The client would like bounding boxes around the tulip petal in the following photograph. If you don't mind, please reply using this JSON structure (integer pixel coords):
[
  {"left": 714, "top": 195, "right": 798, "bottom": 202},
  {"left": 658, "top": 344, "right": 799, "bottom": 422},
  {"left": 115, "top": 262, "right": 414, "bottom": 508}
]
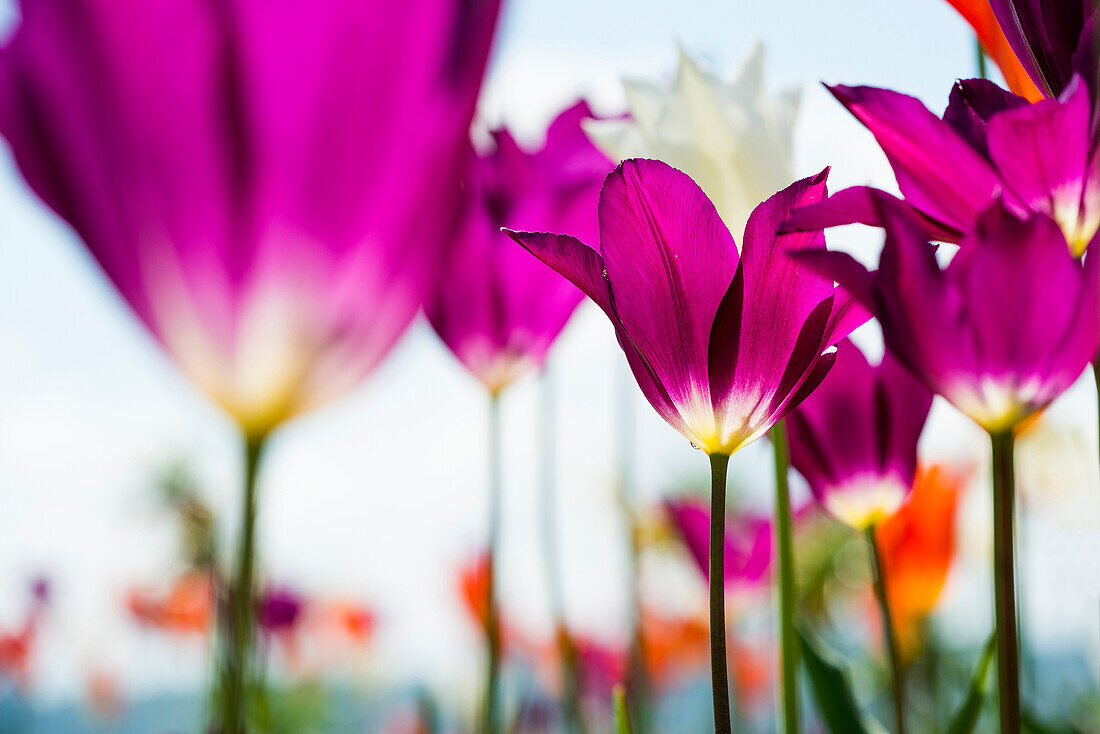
[
  {"left": 828, "top": 84, "right": 1005, "bottom": 232},
  {"left": 990, "top": 0, "right": 1087, "bottom": 96},
  {"left": 943, "top": 78, "right": 1030, "bottom": 158},
  {"left": 598, "top": 158, "right": 738, "bottom": 424},
  {"left": 986, "top": 76, "right": 1100, "bottom": 254}
]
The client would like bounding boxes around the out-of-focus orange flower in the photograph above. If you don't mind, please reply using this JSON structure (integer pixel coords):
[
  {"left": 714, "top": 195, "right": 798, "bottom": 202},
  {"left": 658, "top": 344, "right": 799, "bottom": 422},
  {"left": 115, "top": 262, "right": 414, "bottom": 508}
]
[
  {"left": 641, "top": 610, "right": 708, "bottom": 685},
  {"left": 458, "top": 551, "right": 492, "bottom": 631},
  {"left": 875, "top": 464, "right": 964, "bottom": 655},
  {"left": 0, "top": 629, "right": 32, "bottom": 686},
  {"left": 943, "top": 0, "right": 1043, "bottom": 101},
  {"left": 730, "top": 638, "right": 773, "bottom": 714},
  {"left": 126, "top": 571, "right": 213, "bottom": 634}
]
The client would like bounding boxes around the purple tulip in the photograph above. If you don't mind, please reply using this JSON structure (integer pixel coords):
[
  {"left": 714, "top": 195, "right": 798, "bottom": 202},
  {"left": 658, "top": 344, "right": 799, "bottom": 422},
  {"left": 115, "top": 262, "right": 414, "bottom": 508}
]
[
  {"left": 783, "top": 76, "right": 1100, "bottom": 256},
  {"left": 426, "top": 102, "right": 612, "bottom": 393},
  {"left": 796, "top": 195, "right": 1099, "bottom": 434},
  {"left": 0, "top": 0, "right": 501, "bottom": 437},
  {"left": 989, "top": 0, "right": 1096, "bottom": 98},
  {"left": 506, "top": 159, "right": 864, "bottom": 456},
  {"left": 786, "top": 340, "right": 932, "bottom": 530},
  {"left": 255, "top": 587, "right": 303, "bottom": 633},
  {"left": 664, "top": 498, "right": 772, "bottom": 587}
]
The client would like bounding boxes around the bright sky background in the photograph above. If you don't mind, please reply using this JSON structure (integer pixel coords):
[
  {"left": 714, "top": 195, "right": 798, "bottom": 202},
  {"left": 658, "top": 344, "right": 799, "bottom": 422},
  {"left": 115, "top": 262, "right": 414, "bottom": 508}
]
[{"left": 0, "top": 0, "right": 1097, "bottom": 707}]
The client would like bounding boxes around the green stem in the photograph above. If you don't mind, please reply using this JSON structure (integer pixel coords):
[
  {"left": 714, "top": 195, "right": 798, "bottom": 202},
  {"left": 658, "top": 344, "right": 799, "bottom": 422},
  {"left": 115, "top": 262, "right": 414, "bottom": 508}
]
[
  {"left": 865, "top": 526, "right": 907, "bottom": 734},
  {"left": 538, "top": 368, "right": 587, "bottom": 734},
  {"left": 218, "top": 433, "right": 265, "bottom": 734},
  {"left": 1093, "top": 359, "right": 1100, "bottom": 474},
  {"left": 618, "top": 367, "right": 649, "bottom": 734},
  {"left": 708, "top": 451, "right": 733, "bottom": 734},
  {"left": 481, "top": 392, "right": 504, "bottom": 734},
  {"left": 975, "top": 37, "right": 988, "bottom": 79},
  {"left": 772, "top": 420, "right": 800, "bottom": 734},
  {"left": 990, "top": 429, "right": 1020, "bottom": 734}
]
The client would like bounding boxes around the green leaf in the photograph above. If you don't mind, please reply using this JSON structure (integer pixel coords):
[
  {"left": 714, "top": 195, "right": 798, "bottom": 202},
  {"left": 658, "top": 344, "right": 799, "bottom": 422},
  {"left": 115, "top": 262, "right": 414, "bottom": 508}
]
[
  {"left": 798, "top": 626, "right": 885, "bottom": 734},
  {"left": 613, "top": 684, "right": 633, "bottom": 734},
  {"left": 946, "top": 633, "right": 997, "bottom": 734}
]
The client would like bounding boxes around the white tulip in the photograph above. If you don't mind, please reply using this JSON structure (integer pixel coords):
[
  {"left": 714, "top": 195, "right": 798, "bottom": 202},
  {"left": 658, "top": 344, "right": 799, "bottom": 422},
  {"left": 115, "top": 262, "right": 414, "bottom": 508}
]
[{"left": 584, "top": 43, "right": 800, "bottom": 238}]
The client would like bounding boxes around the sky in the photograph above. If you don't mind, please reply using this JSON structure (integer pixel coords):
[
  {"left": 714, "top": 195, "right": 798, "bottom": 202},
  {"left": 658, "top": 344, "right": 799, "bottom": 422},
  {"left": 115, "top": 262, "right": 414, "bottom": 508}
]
[{"left": 0, "top": 0, "right": 1097, "bottom": 705}]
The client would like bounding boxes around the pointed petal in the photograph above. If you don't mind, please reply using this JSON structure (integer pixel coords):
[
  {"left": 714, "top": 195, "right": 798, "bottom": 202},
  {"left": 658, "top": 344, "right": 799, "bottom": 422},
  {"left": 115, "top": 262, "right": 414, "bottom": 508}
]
[
  {"left": 780, "top": 185, "right": 963, "bottom": 242},
  {"left": 828, "top": 84, "right": 1005, "bottom": 231},
  {"left": 598, "top": 158, "right": 738, "bottom": 425}
]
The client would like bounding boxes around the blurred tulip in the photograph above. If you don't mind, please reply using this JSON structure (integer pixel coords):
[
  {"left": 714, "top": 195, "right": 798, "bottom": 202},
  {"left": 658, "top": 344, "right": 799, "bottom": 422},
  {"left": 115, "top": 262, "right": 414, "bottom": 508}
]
[
  {"left": 126, "top": 571, "right": 214, "bottom": 634},
  {"left": 507, "top": 160, "right": 862, "bottom": 457},
  {"left": 256, "top": 587, "right": 304, "bottom": 634},
  {"left": 787, "top": 340, "right": 933, "bottom": 530},
  {"left": 943, "top": 0, "right": 1044, "bottom": 100},
  {"left": 664, "top": 498, "right": 772, "bottom": 586},
  {"left": 584, "top": 44, "right": 800, "bottom": 238},
  {"left": 875, "top": 465, "right": 964, "bottom": 657},
  {"left": 426, "top": 101, "right": 610, "bottom": 394},
  {"left": 0, "top": 0, "right": 501, "bottom": 438},
  {"left": 784, "top": 76, "right": 1100, "bottom": 255}
]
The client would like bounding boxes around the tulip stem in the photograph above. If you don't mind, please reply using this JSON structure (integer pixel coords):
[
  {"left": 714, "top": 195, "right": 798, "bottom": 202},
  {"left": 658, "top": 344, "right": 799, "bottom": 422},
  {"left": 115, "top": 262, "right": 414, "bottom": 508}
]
[
  {"left": 1092, "top": 359, "right": 1100, "bottom": 473},
  {"left": 481, "top": 391, "right": 504, "bottom": 734},
  {"left": 538, "top": 368, "right": 588, "bottom": 734},
  {"left": 772, "top": 420, "right": 800, "bottom": 734},
  {"left": 708, "top": 451, "right": 733, "bottom": 734},
  {"left": 217, "top": 433, "right": 265, "bottom": 734},
  {"left": 865, "top": 525, "right": 907, "bottom": 734},
  {"left": 975, "top": 37, "right": 987, "bottom": 79},
  {"left": 990, "top": 429, "right": 1020, "bottom": 734}
]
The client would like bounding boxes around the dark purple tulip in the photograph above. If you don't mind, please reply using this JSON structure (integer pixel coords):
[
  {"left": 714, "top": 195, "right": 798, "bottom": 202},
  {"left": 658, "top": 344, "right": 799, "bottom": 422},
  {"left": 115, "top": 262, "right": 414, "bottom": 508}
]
[
  {"left": 0, "top": 0, "right": 500, "bottom": 437},
  {"left": 255, "top": 587, "right": 303, "bottom": 633},
  {"left": 989, "top": 0, "right": 1096, "bottom": 98},
  {"left": 664, "top": 498, "right": 772, "bottom": 587},
  {"left": 506, "top": 160, "right": 865, "bottom": 456},
  {"left": 425, "top": 102, "right": 612, "bottom": 393},
  {"left": 783, "top": 77, "right": 1100, "bottom": 256},
  {"left": 796, "top": 196, "right": 1099, "bottom": 434},
  {"left": 786, "top": 340, "right": 932, "bottom": 530}
]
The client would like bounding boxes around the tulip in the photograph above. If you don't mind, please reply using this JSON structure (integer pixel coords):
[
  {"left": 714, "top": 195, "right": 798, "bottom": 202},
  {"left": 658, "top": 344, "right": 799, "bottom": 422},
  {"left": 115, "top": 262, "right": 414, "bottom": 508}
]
[
  {"left": 664, "top": 498, "right": 772, "bottom": 587},
  {"left": 988, "top": 0, "right": 1096, "bottom": 98},
  {"left": 507, "top": 159, "right": 861, "bottom": 734},
  {"left": 785, "top": 339, "right": 932, "bottom": 734},
  {"left": 795, "top": 195, "right": 1099, "bottom": 734},
  {"left": 583, "top": 44, "right": 800, "bottom": 240},
  {"left": 0, "top": 1, "right": 501, "bottom": 730},
  {"left": 585, "top": 48, "right": 810, "bottom": 732},
  {"left": 943, "top": 0, "right": 1044, "bottom": 100},
  {"left": 787, "top": 341, "right": 932, "bottom": 531},
  {"left": 784, "top": 76, "right": 1100, "bottom": 256},
  {"left": 428, "top": 102, "right": 609, "bottom": 734}
]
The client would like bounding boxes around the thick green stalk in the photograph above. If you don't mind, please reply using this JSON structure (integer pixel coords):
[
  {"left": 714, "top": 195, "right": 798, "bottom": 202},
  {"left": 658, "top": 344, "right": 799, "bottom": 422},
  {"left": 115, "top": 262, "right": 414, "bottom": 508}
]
[
  {"left": 990, "top": 429, "right": 1020, "bottom": 734},
  {"left": 865, "top": 526, "right": 907, "bottom": 734},
  {"left": 218, "top": 433, "right": 265, "bottom": 734},
  {"left": 772, "top": 420, "right": 799, "bottom": 734},
  {"left": 708, "top": 451, "right": 733, "bottom": 734},
  {"left": 1093, "top": 360, "right": 1100, "bottom": 473},
  {"left": 538, "top": 368, "right": 587, "bottom": 734},
  {"left": 481, "top": 392, "right": 504, "bottom": 734},
  {"left": 975, "top": 37, "right": 988, "bottom": 79}
]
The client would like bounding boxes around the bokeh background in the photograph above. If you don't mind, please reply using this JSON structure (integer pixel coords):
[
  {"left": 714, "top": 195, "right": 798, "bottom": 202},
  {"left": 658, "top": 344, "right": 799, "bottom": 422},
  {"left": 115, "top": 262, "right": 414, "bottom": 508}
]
[{"left": 0, "top": 0, "right": 1097, "bottom": 725}]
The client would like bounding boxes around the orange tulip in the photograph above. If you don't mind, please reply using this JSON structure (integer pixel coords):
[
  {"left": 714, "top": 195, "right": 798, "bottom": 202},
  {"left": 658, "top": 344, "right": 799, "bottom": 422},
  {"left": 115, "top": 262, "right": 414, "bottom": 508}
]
[
  {"left": 126, "top": 571, "right": 213, "bottom": 634},
  {"left": 875, "top": 465, "right": 964, "bottom": 655},
  {"left": 943, "top": 0, "right": 1043, "bottom": 101}
]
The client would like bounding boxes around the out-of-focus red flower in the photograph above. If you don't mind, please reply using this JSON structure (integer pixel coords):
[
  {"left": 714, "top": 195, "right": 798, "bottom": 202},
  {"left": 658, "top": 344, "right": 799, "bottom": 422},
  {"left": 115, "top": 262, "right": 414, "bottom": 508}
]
[
  {"left": 875, "top": 464, "right": 964, "bottom": 655},
  {"left": 0, "top": 629, "right": 32, "bottom": 686},
  {"left": 126, "top": 571, "right": 213, "bottom": 634},
  {"left": 942, "top": 0, "right": 1043, "bottom": 101},
  {"left": 458, "top": 551, "right": 492, "bottom": 631},
  {"left": 320, "top": 600, "right": 376, "bottom": 644}
]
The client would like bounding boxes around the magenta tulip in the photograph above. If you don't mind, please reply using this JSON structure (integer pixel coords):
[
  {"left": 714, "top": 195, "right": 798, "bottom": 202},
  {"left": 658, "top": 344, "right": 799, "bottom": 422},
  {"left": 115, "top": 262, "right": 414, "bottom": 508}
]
[
  {"left": 665, "top": 498, "right": 772, "bottom": 587},
  {"left": 506, "top": 159, "right": 863, "bottom": 457},
  {"left": 0, "top": 0, "right": 501, "bottom": 439},
  {"left": 787, "top": 340, "right": 932, "bottom": 530},
  {"left": 426, "top": 101, "right": 611, "bottom": 394}
]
